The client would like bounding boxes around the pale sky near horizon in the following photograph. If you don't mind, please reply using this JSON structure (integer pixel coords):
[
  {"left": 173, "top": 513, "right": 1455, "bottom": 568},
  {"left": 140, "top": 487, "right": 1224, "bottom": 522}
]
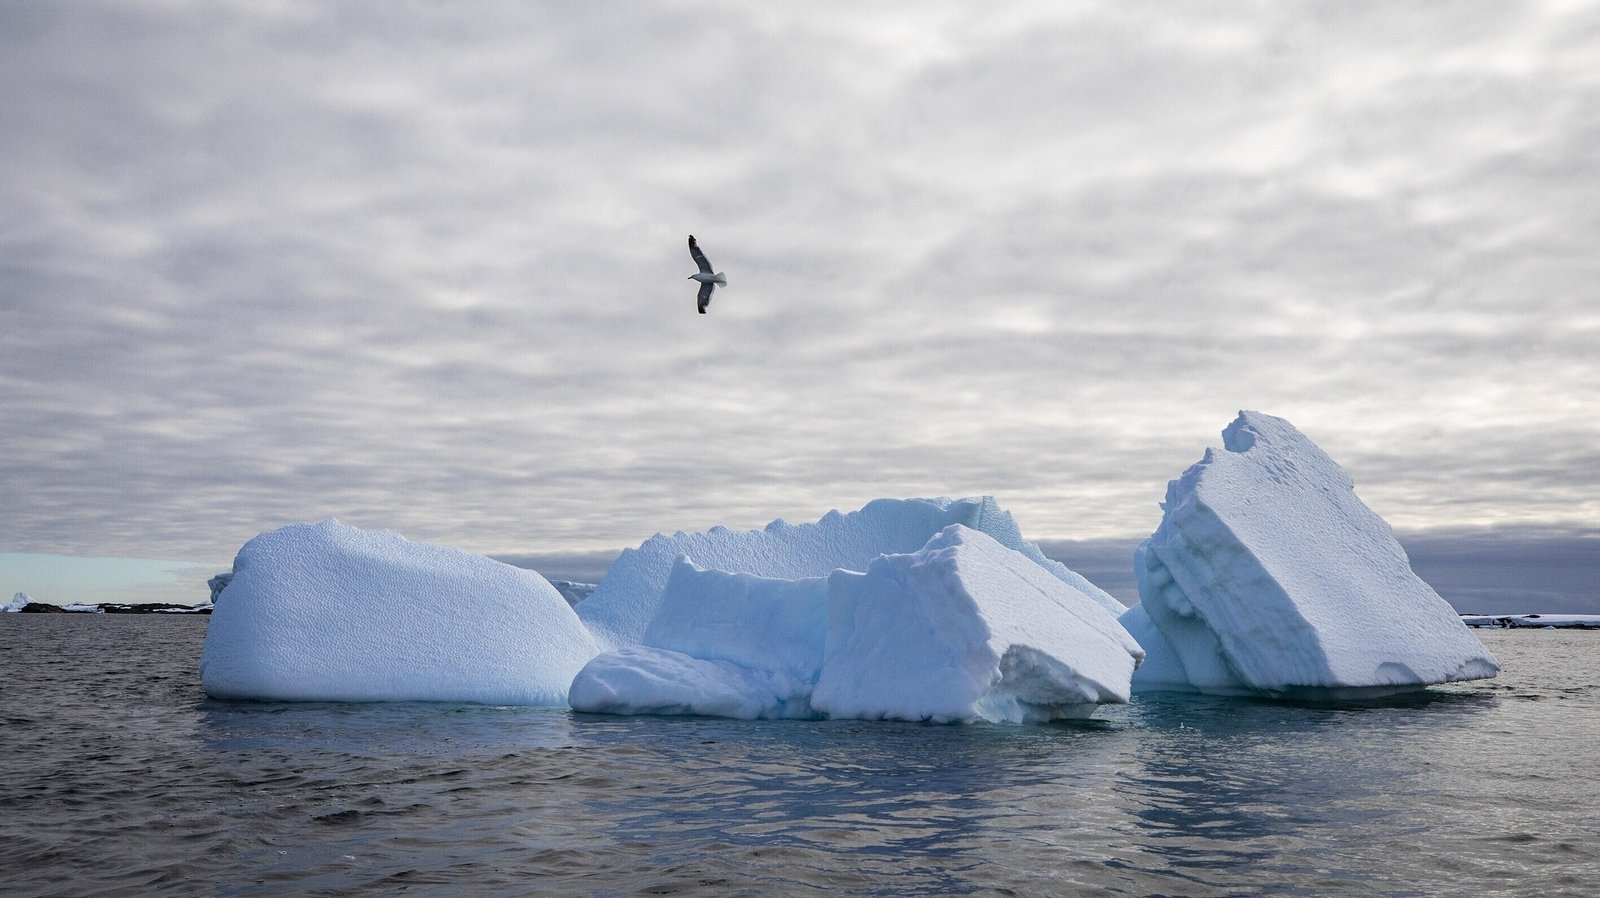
[{"left": 2, "top": 3, "right": 1597, "bottom": 607}]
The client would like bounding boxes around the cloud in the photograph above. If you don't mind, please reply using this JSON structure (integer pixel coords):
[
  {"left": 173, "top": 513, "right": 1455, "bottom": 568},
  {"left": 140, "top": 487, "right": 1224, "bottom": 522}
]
[{"left": 1, "top": 1, "right": 1596, "bottom": 598}]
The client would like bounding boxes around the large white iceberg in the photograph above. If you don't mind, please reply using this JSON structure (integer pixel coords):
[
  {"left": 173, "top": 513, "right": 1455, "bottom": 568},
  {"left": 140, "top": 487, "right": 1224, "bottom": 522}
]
[
  {"left": 571, "top": 525, "right": 1143, "bottom": 723},
  {"left": 575, "top": 496, "right": 1125, "bottom": 650},
  {"left": 4, "top": 592, "right": 30, "bottom": 612},
  {"left": 200, "top": 520, "right": 600, "bottom": 705},
  {"left": 1126, "top": 411, "right": 1499, "bottom": 697}
]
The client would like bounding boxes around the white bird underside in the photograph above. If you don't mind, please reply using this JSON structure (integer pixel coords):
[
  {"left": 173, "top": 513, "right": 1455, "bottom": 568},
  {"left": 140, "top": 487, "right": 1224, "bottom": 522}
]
[{"left": 688, "top": 235, "right": 725, "bottom": 314}]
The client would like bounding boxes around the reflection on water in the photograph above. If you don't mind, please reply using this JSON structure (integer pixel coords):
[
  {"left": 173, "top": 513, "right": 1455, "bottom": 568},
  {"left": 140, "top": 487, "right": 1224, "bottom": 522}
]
[{"left": 2, "top": 617, "right": 1596, "bottom": 897}]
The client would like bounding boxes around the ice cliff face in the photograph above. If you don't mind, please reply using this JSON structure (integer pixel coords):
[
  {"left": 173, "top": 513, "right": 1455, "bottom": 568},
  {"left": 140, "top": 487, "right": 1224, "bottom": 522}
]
[{"left": 1125, "top": 411, "right": 1499, "bottom": 697}]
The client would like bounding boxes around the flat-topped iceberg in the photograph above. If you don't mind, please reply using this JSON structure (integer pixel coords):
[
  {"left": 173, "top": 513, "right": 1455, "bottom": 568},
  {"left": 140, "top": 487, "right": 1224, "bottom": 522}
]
[
  {"left": 576, "top": 496, "right": 1125, "bottom": 650},
  {"left": 1126, "top": 411, "right": 1499, "bottom": 698},
  {"left": 572, "top": 525, "right": 1143, "bottom": 723},
  {"left": 200, "top": 520, "right": 600, "bottom": 705}
]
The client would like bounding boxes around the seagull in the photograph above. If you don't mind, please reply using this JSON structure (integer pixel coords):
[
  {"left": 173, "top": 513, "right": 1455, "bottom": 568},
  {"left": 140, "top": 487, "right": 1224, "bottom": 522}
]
[{"left": 687, "top": 235, "right": 726, "bottom": 314}]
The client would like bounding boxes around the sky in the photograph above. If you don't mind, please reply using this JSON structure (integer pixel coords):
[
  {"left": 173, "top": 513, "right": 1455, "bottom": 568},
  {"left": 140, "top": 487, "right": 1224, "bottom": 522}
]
[{"left": 2, "top": 1, "right": 1596, "bottom": 610}]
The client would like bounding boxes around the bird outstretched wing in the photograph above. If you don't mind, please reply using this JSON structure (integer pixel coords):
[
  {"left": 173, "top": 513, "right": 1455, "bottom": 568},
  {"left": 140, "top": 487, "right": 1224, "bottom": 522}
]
[
  {"left": 697, "top": 280, "right": 714, "bottom": 314},
  {"left": 688, "top": 235, "right": 713, "bottom": 274}
]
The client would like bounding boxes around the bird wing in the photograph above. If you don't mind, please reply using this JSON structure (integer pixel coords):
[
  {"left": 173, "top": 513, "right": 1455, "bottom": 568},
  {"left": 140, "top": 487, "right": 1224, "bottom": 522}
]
[
  {"left": 688, "top": 235, "right": 713, "bottom": 274},
  {"left": 697, "top": 279, "right": 714, "bottom": 313}
]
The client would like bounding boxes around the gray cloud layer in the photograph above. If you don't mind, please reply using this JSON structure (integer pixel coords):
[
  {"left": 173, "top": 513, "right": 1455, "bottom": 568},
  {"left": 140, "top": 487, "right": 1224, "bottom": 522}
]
[{"left": 3, "top": 3, "right": 1597, "bottom": 591}]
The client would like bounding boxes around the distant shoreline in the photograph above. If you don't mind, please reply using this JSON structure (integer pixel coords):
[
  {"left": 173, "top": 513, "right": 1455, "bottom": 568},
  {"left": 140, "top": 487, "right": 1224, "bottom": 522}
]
[
  {"left": 5, "top": 603, "right": 1596, "bottom": 630},
  {"left": 1459, "top": 613, "right": 1599, "bottom": 629},
  {"left": 4, "top": 601, "right": 212, "bottom": 615}
]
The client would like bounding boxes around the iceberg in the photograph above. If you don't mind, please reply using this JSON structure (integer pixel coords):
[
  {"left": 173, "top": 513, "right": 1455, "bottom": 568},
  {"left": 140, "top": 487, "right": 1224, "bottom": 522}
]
[
  {"left": 5, "top": 592, "right": 30, "bottom": 612},
  {"left": 547, "top": 579, "right": 598, "bottom": 607},
  {"left": 1126, "top": 411, "right": 1499, "bottom": 698},
  {"left": 572, "top": 525, "right": 1142, "bottom": 723},
  {"left": 576, "top": 496, "right": 1125, "bottom": 650},
  {"left": 200, "top": 520, "right": 600, "bottom": 705}
]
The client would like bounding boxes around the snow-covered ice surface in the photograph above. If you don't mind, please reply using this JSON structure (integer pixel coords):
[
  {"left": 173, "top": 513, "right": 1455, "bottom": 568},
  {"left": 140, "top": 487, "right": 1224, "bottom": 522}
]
[
  {"left": 1128, "top": 411, "right": 1499, "bottom": 698},
  {"left": 200, "top": 520, "right": 600, "bottom": 705},
  {"left": 575, "top": 496, "right": 1124, "bottom": 650},
  {"left": 572, "top": 525, "right": 1142, "bottom": 723},
  {"left": 4, "top": 592, "right": 29, "bottom": 612}
]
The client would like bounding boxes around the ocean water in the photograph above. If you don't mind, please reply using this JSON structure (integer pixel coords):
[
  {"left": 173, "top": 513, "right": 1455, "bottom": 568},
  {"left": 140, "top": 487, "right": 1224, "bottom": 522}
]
[{"left": 1, "top": 617, "right": 1596, "bottom": 897}]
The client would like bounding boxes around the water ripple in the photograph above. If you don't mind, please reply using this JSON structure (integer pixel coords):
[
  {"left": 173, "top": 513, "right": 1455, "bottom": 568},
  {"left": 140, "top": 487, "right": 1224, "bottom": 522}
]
[{"left": 2, "top": 618, "right": 1596, "bottom": 896}]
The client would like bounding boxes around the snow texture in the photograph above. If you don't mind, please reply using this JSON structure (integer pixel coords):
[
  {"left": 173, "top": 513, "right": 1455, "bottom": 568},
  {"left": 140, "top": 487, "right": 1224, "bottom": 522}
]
[
  {"left": 576, "top": 496, "right": 1124, "bottom": 650},
  {"left": 200, "top": 520, "right": 600, "bottom": 705},
  {"left": 572, "top": 525, "right": 1141, "bottom": 723},
  {"left": 1128, "top": 411, "right": 1499, "bottom": 697}
]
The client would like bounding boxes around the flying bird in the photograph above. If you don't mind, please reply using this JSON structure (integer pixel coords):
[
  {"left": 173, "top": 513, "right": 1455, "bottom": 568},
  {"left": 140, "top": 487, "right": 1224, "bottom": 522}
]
[{"left": 687, "top": 235, "right": 726, "bottom": 314}]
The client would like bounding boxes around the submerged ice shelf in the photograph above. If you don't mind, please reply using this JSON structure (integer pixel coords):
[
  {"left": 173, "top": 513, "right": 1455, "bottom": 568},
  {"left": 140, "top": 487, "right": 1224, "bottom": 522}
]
[{"left": 199, "top": 411, "right": 1499, "bottom": 719}]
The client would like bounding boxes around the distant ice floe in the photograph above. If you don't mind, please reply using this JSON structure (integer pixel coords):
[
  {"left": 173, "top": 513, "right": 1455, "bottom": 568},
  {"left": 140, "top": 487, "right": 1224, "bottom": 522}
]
[
  {"left": 1462, "top": 613, "right": 1600, "bottom": 629},
  {"left": 571, "top": 525, "right": 1142, "bottom": 723},
  {"left": 1123, "top": 411, "right": 1499, "bottom": 698},
  {"left": 548, "top": 579, "right": 597, "bottom": 608},
  {"left": 207, "top": 571, "right": 232, "bottom": 604},
  {"left": 200, "top": 520, "right": 599, "bottom": 706}
]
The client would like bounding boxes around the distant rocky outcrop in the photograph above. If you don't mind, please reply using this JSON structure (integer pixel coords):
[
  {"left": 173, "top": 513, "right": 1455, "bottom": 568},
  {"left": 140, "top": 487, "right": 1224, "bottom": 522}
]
[
  {"left": 99, "top": 602, "right": 213, "bottom": 614},
  {"left": 1461, "top": 614, "right": 1599, "bottom": 630},
  {"left": 2, "top": 591, "right": 211, "bottom": 614}
]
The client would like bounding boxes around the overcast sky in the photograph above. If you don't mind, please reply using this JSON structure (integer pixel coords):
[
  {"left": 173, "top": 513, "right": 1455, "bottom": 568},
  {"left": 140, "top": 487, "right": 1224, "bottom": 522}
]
[{"left": 2, "top": 2, "right": 1596, "bottom": 608}]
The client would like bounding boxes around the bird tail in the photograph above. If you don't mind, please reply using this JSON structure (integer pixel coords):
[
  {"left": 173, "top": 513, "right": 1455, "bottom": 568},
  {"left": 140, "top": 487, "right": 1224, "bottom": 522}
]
[{"left": 714, "top": 273, "right": 727, "bottom": 286}]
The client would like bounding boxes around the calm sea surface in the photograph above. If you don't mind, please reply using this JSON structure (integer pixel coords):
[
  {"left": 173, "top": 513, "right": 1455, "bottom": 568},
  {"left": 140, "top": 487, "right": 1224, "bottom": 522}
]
[{"left": 1, "top": 616, "right": 1596, "bottom": 897}]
